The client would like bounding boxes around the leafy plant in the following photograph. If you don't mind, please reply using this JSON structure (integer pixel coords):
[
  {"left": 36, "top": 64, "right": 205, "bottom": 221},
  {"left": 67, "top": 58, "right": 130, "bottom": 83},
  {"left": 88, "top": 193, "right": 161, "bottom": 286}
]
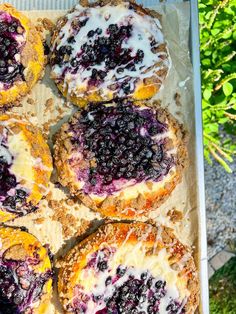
[
  {"left": 199, "top": 0, "right": 236, "bottom": 172},
  {"left": 209, "top": 256, "right": 236, "bottom": 313}
]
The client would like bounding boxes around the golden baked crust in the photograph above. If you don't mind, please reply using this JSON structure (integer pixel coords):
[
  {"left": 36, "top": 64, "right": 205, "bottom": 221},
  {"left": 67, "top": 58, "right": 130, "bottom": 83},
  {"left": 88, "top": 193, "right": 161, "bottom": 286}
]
[
  {"left": 0, "top": 4, "right": 44, "bottom": 107},
  {"left": 58, "top": 222, "right": 199, "bottom": 314},
  {"left": 50, "top": 0, "right": 170, "bottom": 107},
  {"left": 54, "top": 100, "right": 188, "bottom": 219},
  {"left": 0, "top": 226, "right": 52, "bottom": 314},
  {"left": 0, "top": 115, "right": 52, "bottom": 222}
]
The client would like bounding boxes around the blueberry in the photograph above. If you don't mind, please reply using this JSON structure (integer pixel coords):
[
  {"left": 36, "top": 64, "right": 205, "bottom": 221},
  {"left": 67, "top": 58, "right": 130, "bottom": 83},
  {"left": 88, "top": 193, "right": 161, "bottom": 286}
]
[
  {"left": 126, "top": 63, "right": 136, "bottom": 71},
  {"left": 3, "top": 38, "right": 11, "bottom": 46},
  {"left": 81, "top": 43, "right": 88, "bottom": 51},
  {"left": 0, "top": 23, "right": 7, "bottom": 33},
  {"left": 97, "top": 261, "right": 108, "bottom": 271},
  {"left": 108, "top": 24, "right": 118, "bottom": 34},
  {"left": 79, "top": 19, "right": 88, "bottom": 27},
  {"left": 70, "top": 58, "right": 79, "bottom": 67},
  {"left": 155, "top": 280, "right": 163, "bottom": 289},
  {"left": 149, "top": 125, "right": 159, "bottom": 136},
  {"left": 136, "top": 49, "right": 144, "bottom": 61},
  {"left": 119, "top": 25, "right": 129, "bottom": 36},
  {"left": 108, "top": 61, "right": 117, "bottom": 69},
  {"left": 87, "top": 30, "right": 95, "bottom": 38},
  {"left": 0, "top": 45, "right": 6, "bottom": 53},
  {"left": 96, "top": 28, "right": 102, "bottom": 35},
  {"left": 122, "top": 83, "right": 131, "bottom": 94},
  {"left": 103, "top": 175, "right": 113, "bottom": 184},
  {"left": 153, "top": 146, "right": 163, "bottom": 162},
  {"left": 43, "top": 42, "right": 50, "bottom": 55},
  {"left": 91, "top": 68, "right": 98, "bottom": 77},
  {"left": 147, "top": 278, "right": 153, "bottom": 288},
  {"left": 13, "top": 291, "right": 24, "bottom": 305},
  {"left": 90, "top": 177, "right": 97, "bottom": 186},
  {"left": 3, "top": 195, "right": 14, "bottom": 209},
  {"left": 118, "top": 136, "right": 126, "bottom": 143},
  {"left": 5, "top": 175, "right": 17, "bottom": 189},
  {"left": 8, "top": 26, "right": 16, "bottom": 33},
  {"left": 82, "top": 54, "right": 90, "bottom": 62},
  {"left": 105, "top": 276, "right": 112, "bottom": 286},
  {"left": 117, "top": 67, "right": 124, "bottom": 74},
  {"left": 98, "top": 70, "right": 106, "bottom": 79},
  {"left": 16, "top": 189, "right": 27, "bottom": 199},
  {"left": 116, "top": 119, "right": 126, "bottom": 128},
  {"left": 116, "top": 266, "right": 126, "bottom": 276},
  {"left": 68, "top": 36, "right": 76, "bottom": 43},
  {"left": 127, "top": 121, "right": 135, "bottom": 130},
  {"left": 98, "top": 37, "right": 106, "bottom": 45},
  {"left": 58, "top": 46, "right": 67, "bottom": 55},
  {"left": 0, "top": 60, "right": 6, "bottom": 67},
  {"left": 147, "top": 305, "right": 154, "bottom": 314}
]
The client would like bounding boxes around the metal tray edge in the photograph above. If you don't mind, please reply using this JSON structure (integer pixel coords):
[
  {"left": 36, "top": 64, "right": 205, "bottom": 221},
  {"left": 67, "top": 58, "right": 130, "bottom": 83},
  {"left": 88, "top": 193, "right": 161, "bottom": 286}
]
[{"left": 190, "top": 1, "right": 209, "bottom": 313}]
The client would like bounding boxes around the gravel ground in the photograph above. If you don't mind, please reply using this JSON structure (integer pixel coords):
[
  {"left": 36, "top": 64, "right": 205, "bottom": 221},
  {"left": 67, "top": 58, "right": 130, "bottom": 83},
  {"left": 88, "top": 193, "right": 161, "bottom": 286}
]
[{"left": 205, "top": 161, "right": 236, "bottom": 259}]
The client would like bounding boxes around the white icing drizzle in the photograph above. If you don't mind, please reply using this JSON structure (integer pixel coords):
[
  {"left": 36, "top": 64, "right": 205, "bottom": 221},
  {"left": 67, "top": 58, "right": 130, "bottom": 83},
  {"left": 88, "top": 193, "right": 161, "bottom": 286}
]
[{"left": 52, "top": 2, "right": 170, "bottom": 98}]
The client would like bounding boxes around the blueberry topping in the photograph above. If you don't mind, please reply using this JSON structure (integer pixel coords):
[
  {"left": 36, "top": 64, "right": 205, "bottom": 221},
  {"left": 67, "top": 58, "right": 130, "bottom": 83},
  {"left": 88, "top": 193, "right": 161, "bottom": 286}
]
[
  {"left": 0, "top": 259, "right": 52, "bottom": 313},
  {"left": 0, "top": 154, "right": 34, "bottom": 216},
  {"left": 100, "top": 270, "right": 170, "bottom": 314},
  {"left": 0, "top": 11, "right": 26, "bottom": 87},
  {"left": 0, "top": 160, "right": 17, "bottom": 194},
  {"left": 52, "top": 21, "right": 145, "bottom": 94},
  {"left": 69, "top": 101, "right": 173, "bottom": 195}
]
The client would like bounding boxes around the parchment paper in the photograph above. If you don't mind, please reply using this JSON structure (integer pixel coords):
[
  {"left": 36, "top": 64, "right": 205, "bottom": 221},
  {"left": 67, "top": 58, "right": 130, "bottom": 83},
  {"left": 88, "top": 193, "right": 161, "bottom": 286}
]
[{"left": 4, "top": 3, "right": 199, "bottom": 313}]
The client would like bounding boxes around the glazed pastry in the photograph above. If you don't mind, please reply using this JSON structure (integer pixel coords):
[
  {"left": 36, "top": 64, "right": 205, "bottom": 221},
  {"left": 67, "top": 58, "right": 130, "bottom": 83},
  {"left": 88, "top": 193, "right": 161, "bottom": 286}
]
[
  {"left": 0, "top": 115, "right": 52, "bottom": 222},
  {"left": 54, "top": 100, "right": 187, "bottom": 219},
  {"left": 0, "top": 226, "right": 53, "bottom": 314},
  {"left": 58, "top": 222, "right": 199, "bottom": 314},
  {"left": 0, "top": 4, "right": 44, "bottom": 107},
  {"left": 50, "top": 0, "right": 170, "bottom": 107}
]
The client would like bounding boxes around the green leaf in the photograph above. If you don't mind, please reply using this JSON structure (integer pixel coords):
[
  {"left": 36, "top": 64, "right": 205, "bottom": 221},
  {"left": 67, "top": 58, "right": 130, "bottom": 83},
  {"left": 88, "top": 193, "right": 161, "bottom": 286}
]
[
  {"left": 204, "top": 50, "right": 212, "bottom": 56},
  {"left": 202, "top": 58, "right": 211, "bottom": 66},
  {"left": 203, "top": 88, "right": 212, "bottom": 100},
  {"left": 208, "top": 123, "right": 219, "bottom": 133},
  {"left": 222, "top": 63, "right": 232, "bottom": 72},
  {"left": 218, "top": 117, "right": 229, "bottom": 124},
  {"left": 211, "top": 28, "right": 220, "bottom": 36},
  {"left": 202, "top": 99, "right": 210, "bottom": 109},
  {"left": 222, "top": 30, "right": 232, "bottom": 39},
  {"left": 233, "top": 30, "right": 236, "bottom": 40},
  {"left": 223, "top": 82, "right": 234, "bottom": 96}
]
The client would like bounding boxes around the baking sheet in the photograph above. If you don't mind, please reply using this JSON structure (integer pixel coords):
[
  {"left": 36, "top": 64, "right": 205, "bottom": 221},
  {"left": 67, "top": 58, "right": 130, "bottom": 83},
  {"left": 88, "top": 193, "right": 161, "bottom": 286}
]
[{"left": 0, "top": 1, "right": 206, "bottom": 313}]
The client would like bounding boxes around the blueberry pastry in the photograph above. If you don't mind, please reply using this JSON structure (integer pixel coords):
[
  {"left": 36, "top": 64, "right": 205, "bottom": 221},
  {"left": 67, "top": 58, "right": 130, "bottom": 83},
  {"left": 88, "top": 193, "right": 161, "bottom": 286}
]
[
  {"left": 50, "top": 0, "right": 170, "bottom": 107},
  {"left": 0, "top": 115, "right": 53, "bottom": 222},
  {"left": 0, "top": 4, "right": 44, "bottom": 107},
  {"left": 54, "top": 100, "right": 187, "bottom": 219},
  {"left": 0, "top": 226, "right": 53, "bottom": 314},
  {"left": 58, "top": 222, "right": 199, "bottom": 314}
]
